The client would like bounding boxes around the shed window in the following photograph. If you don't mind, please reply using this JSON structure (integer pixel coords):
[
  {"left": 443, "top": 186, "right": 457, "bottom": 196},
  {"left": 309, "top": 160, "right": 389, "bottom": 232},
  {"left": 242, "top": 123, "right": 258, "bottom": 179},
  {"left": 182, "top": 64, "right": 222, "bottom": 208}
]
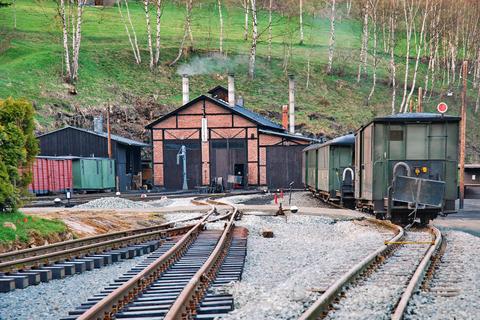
[{"left": 389, "top": 130, "right": 403, "bottom": 141}]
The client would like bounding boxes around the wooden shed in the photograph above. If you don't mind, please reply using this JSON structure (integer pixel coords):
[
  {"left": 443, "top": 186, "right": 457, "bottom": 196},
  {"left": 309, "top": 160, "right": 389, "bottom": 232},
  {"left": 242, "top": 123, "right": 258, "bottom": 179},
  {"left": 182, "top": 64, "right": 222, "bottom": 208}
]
[
  {"left": 146, "top": 85, "right": 318, "bottom": 191},
  {"left": 37, "top": 126, "right": 148, "bottom": 192},
  {"left": 465, "top": 164, "right": 480, "bottom": 199}
]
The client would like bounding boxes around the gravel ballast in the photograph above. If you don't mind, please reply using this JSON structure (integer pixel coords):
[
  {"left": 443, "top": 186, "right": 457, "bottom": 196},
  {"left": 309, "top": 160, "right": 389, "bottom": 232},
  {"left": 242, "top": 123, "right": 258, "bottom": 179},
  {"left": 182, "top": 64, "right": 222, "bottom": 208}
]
[
  {"left": 406, "top": 231, "right": 480, "bottom": 319},
  {"left": 75, "top": 197, "right": 154, "bottom": 209},
  {"left": 0, "top": 256, "right": 143, "bottom": 320},
  {"left": 221, "top": 214, "right": 391, "bottom": 319}
]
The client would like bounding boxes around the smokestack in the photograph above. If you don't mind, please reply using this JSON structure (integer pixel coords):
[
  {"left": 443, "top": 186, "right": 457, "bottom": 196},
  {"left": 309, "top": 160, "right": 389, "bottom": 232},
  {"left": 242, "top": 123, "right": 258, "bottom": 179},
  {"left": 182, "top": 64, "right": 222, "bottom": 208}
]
[
  {"left": 288, "top": 75, "right": 295, "bottom": 134},
  {"left": 282, "top": 105, "right": 288, "bottom": 130},
  {"left": 228, "top": 74, "right": 235, "bottom": 107},
  {"left": 182, "top": 74, "right": 189, "bottom": 105},
  {"left": 93, "top": 116, "right": 104, "bottom": 133}
]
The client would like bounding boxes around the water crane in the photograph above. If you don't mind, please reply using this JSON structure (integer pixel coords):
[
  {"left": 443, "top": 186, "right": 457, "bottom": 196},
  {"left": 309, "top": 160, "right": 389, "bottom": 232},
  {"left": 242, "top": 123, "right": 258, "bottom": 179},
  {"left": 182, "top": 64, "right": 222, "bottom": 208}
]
[{"left": 176, "top": 145, "right": 188, "bottom": 190}]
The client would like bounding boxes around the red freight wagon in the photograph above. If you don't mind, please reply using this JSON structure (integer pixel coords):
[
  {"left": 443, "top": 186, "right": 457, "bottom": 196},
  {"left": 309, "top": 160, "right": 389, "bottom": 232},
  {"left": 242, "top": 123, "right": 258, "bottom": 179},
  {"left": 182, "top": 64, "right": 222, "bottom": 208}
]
[{"left": 29, "top": 157, "right": 73, "bottom": 195}]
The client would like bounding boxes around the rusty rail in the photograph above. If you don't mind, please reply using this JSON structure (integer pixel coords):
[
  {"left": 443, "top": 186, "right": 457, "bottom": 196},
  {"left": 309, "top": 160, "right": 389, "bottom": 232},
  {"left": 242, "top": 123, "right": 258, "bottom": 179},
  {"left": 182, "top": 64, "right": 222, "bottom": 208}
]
[
  {"left": 299, "top": 220, "right": 404, "bottom": 320},
  {"left": 391, "top": 226, "right": 442, "bottom": 320},
  {"left": 0, "top": 224, "right": 195, "bottom": 273},
  {"left": 76, "top": 209, "right": 217, "bottom": 320},
  {"left": 164, "top": 208, "right": 238, "bottom": 319}
]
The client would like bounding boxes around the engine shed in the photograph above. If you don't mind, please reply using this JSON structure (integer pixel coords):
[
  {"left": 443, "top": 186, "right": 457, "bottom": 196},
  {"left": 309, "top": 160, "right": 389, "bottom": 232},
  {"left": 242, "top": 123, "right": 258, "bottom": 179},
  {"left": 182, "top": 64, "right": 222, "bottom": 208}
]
[{"left": 146, "top": 84, "right": 318, "bottom": 191}]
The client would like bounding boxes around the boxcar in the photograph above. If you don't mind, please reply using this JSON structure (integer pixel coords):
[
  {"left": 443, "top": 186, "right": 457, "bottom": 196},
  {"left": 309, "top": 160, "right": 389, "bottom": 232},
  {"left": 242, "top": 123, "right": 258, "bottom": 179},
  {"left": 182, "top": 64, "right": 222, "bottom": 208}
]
[
  {"left": 355, "top": 113, "right": 460, "bottom": 224},
  {"left": 303, "top": 134, "right": 355, "bottom": 206},
  {"left": 29, "top": 157, "right": 73, "bottom": 195},
  {"left": 72, "top": 158, "right": 116, "bottom": 191}
]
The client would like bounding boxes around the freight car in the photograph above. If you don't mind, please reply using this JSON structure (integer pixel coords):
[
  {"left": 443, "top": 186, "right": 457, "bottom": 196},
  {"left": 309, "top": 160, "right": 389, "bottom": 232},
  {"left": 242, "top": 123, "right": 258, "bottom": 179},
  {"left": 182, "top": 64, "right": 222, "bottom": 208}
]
[
  {"left": 29, "top": 157, "right": 116, "bottom": 195},
  {"left": 303, "top": 113, "right": 461, "bottom": 225},
  {"left": 303, "top": 134, "right": 355, "bottom": 207}
]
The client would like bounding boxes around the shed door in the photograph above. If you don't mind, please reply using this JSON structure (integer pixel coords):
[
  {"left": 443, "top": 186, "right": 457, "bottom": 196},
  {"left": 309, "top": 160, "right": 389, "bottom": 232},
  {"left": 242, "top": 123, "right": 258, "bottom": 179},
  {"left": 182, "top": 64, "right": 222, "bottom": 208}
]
[
  {"left": 164, "top": 140, "right": 202, "bottom": 190},
  {"left": 210, "top": 139, "right": 247, "bottom": 189},
  {"left": 266, "top": 145, "right": 305, "bottom": 189}
]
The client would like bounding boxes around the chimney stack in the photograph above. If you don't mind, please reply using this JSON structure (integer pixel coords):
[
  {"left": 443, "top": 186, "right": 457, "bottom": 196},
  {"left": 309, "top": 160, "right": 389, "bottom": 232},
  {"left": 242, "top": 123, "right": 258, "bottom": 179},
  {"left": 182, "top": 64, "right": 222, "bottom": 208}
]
[
  {"left": 282, "top": 105, "right": 288, "bottom": 130},
  {"left": 182, "top": 74, "right": 189, "bottom": 105},
  {"left": 288, "top": 75, "right": 295, "bottom": 134},
  {"left": 93, "top": 116, "right": 104, "bottom": 133},
  {"left": 228, "top": 74, "right": 235, "bottom": 107}
]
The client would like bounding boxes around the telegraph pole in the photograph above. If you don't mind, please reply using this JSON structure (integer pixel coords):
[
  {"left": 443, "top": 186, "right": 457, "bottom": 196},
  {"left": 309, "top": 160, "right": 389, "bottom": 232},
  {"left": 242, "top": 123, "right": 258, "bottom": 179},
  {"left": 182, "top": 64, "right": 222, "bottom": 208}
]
[
  {"left": 107, "top": 105, "right": 112, "bottom": 159},
  {"left": 459, "top": 61, "right": 467, "bottom": 209}
]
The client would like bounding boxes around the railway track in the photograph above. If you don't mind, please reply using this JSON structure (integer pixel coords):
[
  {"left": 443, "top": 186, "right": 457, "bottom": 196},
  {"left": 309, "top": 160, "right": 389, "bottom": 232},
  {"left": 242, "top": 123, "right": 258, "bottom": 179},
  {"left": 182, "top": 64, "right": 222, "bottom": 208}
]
[
  {"left": 0, "top": 206, "right": 217, "bottom": 292},
  {"left": 299, "top": 223, "right": 442, "bottom": 320},
  {"left": 61, "top": 202, "right": 246, "bottom": 320}
]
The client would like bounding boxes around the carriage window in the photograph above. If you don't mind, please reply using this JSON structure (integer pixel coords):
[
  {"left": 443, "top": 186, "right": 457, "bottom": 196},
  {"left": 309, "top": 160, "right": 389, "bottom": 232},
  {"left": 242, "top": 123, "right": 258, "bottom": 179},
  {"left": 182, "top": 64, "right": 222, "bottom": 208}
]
[{"left": 389, "top": 130, "right": 403, "bottom": 141}]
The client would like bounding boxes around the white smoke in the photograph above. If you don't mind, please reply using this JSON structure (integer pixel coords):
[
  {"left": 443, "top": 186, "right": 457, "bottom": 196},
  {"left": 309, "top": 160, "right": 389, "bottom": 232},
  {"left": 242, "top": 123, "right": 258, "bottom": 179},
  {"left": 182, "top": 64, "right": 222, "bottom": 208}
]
[{"left": 176, "top": 53, "right": 248, "bottom": 76}]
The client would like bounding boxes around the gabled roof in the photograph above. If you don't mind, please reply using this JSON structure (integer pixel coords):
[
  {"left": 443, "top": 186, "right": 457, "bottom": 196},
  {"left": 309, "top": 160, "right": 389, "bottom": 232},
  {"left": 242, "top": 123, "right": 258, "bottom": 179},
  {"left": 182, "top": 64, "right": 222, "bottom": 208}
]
[
  {"left": 207, "top": 85, "right": 228, "bottom": 95},
  {"left": 37, "top": 126, "right": 148, "bottom": 147},
  {"left": 146, "top": 95, "right": 284, "bottom": 131},
  {"left": 373, "top": 112, "right": 460, "bottom": 123}
]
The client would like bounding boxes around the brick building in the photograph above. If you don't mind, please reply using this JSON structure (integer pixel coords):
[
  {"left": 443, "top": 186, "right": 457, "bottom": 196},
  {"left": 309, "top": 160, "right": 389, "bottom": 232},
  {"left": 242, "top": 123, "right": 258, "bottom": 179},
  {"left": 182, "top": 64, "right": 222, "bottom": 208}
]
[{"left": 146, "top": 77, "right": 318, "bottom": 190}]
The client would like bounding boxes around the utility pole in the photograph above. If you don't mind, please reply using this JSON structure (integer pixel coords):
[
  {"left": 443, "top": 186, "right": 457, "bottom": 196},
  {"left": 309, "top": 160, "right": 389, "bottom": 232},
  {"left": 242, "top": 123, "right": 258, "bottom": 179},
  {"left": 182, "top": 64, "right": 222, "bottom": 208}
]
[
  {"left": 418, "top": 87, "right": 422, "bottom": 112},
  {"left": 107, "top": 105, "right": 112, "bottom": 159},
  {"left": 459, "top": 61, "right": 467, "bottom": 209}
]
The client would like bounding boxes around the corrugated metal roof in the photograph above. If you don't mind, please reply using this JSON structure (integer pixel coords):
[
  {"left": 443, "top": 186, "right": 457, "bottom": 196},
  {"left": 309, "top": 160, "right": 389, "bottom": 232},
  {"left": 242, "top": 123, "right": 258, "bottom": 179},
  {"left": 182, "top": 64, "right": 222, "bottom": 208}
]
[
  {"left": 302, "top": 134, "right": 354, "bottom": 151},
  {"left": 37, "top": 126, "right": 149, "bottom": 147},
  {"left": 258, "top": 129, "right": 321, "bottom": 142}
]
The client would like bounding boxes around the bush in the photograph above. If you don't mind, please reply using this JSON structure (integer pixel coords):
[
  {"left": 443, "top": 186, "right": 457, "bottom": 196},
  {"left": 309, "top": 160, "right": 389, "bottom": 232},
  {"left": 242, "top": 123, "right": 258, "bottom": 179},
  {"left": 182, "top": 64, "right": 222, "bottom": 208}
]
[{"left": 0, "top": 98, "right": 38, "bottom": 211}]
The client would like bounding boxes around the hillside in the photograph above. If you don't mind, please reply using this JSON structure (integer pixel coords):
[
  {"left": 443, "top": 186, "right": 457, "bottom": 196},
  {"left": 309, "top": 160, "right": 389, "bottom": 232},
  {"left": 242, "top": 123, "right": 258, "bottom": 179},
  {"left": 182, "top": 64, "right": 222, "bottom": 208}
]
[{"left": 0, "top": 0, "right": 478, "bottom": 160}]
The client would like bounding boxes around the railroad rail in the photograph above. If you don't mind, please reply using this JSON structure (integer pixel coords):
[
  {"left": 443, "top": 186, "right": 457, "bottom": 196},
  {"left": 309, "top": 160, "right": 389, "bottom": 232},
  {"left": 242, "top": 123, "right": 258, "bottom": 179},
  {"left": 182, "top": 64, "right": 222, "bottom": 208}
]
[
  {"left": 65, "top": 201, "right": 244, "bottom": 320},
  {"left": 299, "top": 222, "right": 442, "bottom": 320}
]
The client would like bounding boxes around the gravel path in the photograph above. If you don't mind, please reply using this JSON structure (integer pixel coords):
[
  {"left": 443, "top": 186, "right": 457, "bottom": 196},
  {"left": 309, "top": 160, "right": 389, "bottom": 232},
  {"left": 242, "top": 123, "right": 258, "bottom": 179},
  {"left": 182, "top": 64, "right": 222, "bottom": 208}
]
[
  {"left": 406, "top": 231, "right": 480, "bottom": 319},
  {"left": 324, "top": 230, "right": 433, "bottom": 320},
  {"left": 221, "top": 191, "right": 331, "bottom": 208},
  {"left": 0, "top": 256, "right": 143, "bottom": 320},
  {"left": 220, "top": 214, "right": 391, "bottom": 320}
]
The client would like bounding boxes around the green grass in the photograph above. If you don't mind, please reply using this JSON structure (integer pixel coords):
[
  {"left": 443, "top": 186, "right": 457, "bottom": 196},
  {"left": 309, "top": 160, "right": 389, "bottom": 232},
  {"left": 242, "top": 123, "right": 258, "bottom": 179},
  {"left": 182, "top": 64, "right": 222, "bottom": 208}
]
[
  {"left": 0, "top": 0, "right": 478, "bottom": 160},
  {"left": 0, "top": 211, "right": 67, "bottom": 244}
]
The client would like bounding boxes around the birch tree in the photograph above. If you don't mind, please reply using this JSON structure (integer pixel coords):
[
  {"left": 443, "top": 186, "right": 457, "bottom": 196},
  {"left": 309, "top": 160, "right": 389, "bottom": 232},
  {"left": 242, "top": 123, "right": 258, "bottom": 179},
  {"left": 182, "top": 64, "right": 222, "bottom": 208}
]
[
  {"left": 243, "top": 0, "right": 249, "bottom": 41},
  {"left": 154, "top": 0, "right": 163, "bottom": 66},
  {"left": 248, "top": 0, "right": 258, "bottom": 79},
  {"left": 389, "top": 0, "right": 397, "bottom": 114},
  {"left": 326, "top": 0, "right": 336, "bottom": 74},
  {"left": 218, "top": 0, "right": 224, "bottom": 53},
  {"left": 268, "top": 0, "right": 272, "bottom": 61},
  {"left": 144, "top": 0, "right": 154, "bottom": 70},
  {"left": 357, "top": 0, "right": 369, "bottom": 82},
  {"left": 57, "top": 0, "right": 86, "bottom": 85},
  {"left": 404, "top": 0, "right": 430, "bottom": 112},
  {"left": 367, "top": 0, "right": 379, "bottom": 105},
  {"left": 169, "top": 0, "right": 194, "bottom": 66},
  {"left": 117, "top": 0, "right": 141, "bottom": 64},
  {"left": 299, "top": 0, "right": 304, "bottom": 44},
  {"left": 13, "top": 0, "right": 16, "bottom": 30}
]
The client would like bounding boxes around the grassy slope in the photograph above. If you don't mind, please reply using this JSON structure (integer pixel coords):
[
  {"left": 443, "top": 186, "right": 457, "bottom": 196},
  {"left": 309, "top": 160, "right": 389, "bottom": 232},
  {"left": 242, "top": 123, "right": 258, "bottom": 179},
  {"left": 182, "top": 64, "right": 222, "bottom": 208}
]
[
  {"left": 0, "top": 211, "right": 67, "bottom": 243},
  {"left": 0, "top": 1, "right": 478, "bottom": 158}
]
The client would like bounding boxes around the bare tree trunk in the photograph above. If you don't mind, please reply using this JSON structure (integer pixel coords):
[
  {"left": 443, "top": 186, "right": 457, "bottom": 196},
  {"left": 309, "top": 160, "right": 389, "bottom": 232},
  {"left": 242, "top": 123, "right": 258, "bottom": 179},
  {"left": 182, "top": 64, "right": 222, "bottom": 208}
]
[
  {"left": 186, "top": 0, "right": 194, "bottom": 45},
  {"left": 71, "top": 0, "right": 85, "bottom": 82},
  {"left": 405, "top": 0, "right": 429, "bottom": 111},
  {"left": 155, "top": 0, "right": 162, "bottom": 65},
  {"left": 476, "top": 83, "right": 480, "bottom": 113},
  {"left": 299, "top": 0, "right": 304, "bottom": 44},
  {"left": 357, "top": 1, "right": 369, "bottom": 82},
  {"left": 117, "top": 0, "right": 141, "bottom": 64},
  {"left": 248, "top": 0, "right": 258, "bottom": 79},
  {"left": 144, "top": 0, "right": 154, "bottom": 70},
  {"left": 268, "top": 0, "right": 272, "bottom": 61},
  {"left": 169, "top": 0, "right": 193, "bottom": 66},
  {"left": 367, "top": 0, "right": 378, "bottom": 105},
  {"left": 399, "top": 0, "right": 415, "bottom": 112},
  {"left": 346, "top": 0, "right": 352, "bottom": 17},
  {"left": 126, "top": 0, "right": 141, "bottom": 63},
  {"left": 13, "top": 0, "right": 16, "bottom": 30},
  {"left": 389, "top": 0, "right": 396, "bottom": 114},
  {"left": 59, "top": 0, "right": 72, "bottom": 82},
  {"left": 243, "top": 0, "right": 249, "bottom": 41},
  {"left": 327, "top": 0, "right": 336, "bottom": 74},
  {"left": 218, "top": 0, "right": 223, "bottom": 53}
]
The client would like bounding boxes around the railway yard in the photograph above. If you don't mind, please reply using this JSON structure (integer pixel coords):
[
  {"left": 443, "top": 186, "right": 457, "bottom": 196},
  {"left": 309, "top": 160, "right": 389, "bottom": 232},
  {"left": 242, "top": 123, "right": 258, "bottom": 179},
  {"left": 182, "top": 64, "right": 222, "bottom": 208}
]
[{"left": 0, "top": 192, "right": 478, "bottom": 320}]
